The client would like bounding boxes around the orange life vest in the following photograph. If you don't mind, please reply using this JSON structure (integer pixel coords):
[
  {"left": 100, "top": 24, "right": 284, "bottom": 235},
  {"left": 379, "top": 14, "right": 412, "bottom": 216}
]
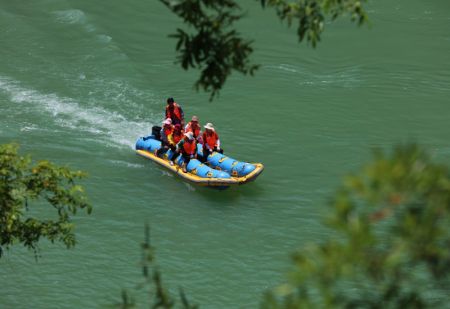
[
  {"left": 163, "top": 125, "right": 173, "bottom": 137},
  {"left": 186, "top": 121, "right": 201, "bottom": 138},
  {"left": 203, "top": 131, "right": 219, "bottom": 149},
  {"left": 172, "top": 131, "right": 183, "bottom": 144},
  {"left": 182, "top": 139, "right": 196, "bottom": 155},
  {"left": 165, "top": 103, "right": 182, "bottom": 123}
]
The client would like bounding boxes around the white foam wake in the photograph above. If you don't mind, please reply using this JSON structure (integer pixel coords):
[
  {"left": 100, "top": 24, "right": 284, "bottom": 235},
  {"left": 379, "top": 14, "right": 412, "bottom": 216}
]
[
  {"left": 53, "top": 9, "right": 87, "bottom": 25},
  {"left": 0, "top": 76, "right": 153, "bottom": 149},
  {"left": 52, "top": 9, "right": 111, "bottom": 42}
]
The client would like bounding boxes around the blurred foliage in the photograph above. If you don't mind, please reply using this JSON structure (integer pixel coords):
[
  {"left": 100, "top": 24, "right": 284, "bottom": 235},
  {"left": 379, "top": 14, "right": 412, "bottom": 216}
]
[
  {"left": 262, "top": 0, "right": 367, "bottom": 46},
  {"left": 0, "top": 143, "right": 92, "bottom": 258},
  {"left": 114, "top": 224, "right": 198, "bottom": 309},
  {"left": 160, "top": 0, "right": 368, "bottom": 100},
  {"left": 262, "top": 144, "right": 450, "bottom": 308},
  {"left": 114, "top": 144, "right": 449, "bottom": 308}
]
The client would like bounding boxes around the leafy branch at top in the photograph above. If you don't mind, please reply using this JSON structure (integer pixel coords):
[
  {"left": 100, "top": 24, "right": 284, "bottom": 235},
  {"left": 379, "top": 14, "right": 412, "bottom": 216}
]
[
  {"left": 262, "top": 0, "right": 367, "bottom": 47},
  {"left": 161, "top": 0, "right": 368, "bottom": 100},
  {"left": 160, "top": 0, "right": 259, "bottom": 101}
]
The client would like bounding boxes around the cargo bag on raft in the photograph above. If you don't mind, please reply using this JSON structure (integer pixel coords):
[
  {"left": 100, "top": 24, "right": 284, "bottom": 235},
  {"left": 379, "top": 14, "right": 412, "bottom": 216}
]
[{"left": 152, "top": 126, "right": 162, "bottom": 141}]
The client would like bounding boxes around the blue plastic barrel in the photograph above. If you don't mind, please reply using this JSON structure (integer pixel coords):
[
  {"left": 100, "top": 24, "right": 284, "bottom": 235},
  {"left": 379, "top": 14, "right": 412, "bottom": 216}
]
[
  {"left": 206, "top": 152, "right": 256, "bottom": 177},
  {"left": 185, "top": 159, "right": 231, "bottom": 179},
  {"left": 135, "top": 136, "right": 161, "bottom": 152}
]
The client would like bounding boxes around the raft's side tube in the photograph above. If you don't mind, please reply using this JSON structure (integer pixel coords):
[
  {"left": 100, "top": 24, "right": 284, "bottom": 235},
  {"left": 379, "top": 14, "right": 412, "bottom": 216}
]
[
  {"left": 136, "top": 136, "right": 161, "bottom": 152},
  {"left": 184, "top": 159, "right": 231, "bottom": 179},
  {"left": 206, "top": 152, "right": 256, "bottom": 177},
  {"left": 166, "top": 147, "right": 231, "bottom": 179}
]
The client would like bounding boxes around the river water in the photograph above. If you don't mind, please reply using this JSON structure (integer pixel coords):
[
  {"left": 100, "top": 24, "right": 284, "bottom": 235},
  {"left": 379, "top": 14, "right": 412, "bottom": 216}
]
[{"left": 1, "top": 0, "right": 449, "bottom": 308}]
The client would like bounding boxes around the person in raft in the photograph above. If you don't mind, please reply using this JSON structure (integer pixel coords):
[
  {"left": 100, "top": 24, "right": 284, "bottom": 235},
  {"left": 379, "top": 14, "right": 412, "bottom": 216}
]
[
  {"left": 155, "top": 118, "right": 173, "bottom": 157},
  {"left": 165, "top": 97, "right": 184, "bottom": 127},
  {"left": 168, "top": 124, "right": 184, "bottom": 151},
  {"left": 201, "top": 122, "right": 223, "bottom": 161},
  {"left": 174, "top": 131, "right": 197, "bottom": 172},
  {"left": 167, "top": 124, "right": 184, "bottom": 166},
  {"left": 184, "top": 115, "right": 202, "bottom": 142}
]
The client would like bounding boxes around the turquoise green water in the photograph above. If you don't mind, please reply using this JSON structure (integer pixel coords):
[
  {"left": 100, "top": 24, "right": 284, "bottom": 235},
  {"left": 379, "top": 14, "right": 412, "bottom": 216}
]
[{"left": 1, "top": 0, "right": 450, "bottom": 308}]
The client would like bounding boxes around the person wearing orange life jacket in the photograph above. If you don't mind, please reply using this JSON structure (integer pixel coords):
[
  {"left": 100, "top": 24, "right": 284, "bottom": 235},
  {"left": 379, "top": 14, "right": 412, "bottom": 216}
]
[
  {"left": 166, "top": 124, "right": 184, "bottom": 166},
  {"left": 155, "top": 118, "right": 173, "bottom": 157},
  {"left": 165, "top": 97, "right": 185, "bottom": 126},
  {"left": 168, "top": 124, "right": 184, "bottom": 148},
  {"left": 184, "top": 115, "right": 202, "bottom": 142},
  {"left": 174, "top": 131, "right": 197, "bottom": 172},
  {"left": 201, "top": 122, "right": 223, "bottom": 162}
]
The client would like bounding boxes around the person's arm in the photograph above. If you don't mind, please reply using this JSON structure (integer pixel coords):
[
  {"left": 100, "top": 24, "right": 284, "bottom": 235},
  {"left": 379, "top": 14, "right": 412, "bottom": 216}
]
[
  {"left": 176, "top": 140, "right": 183, "bottom": 152},
  {"left": 160, "top": 128, "right": 167, "bottom": 142},
  {"left": 179, "top": 106, "right": 184, "bottom": 121},
  {"left": 178, "top": 105, "right": 185, "bottom": 127},
  {"left": 165, "top": 106, "right": 169, "bottom": 119},
  {"left": 168, "top": 133, "right": 174, "bottom": 145},
  {"left": 193, "top": 142, "right": 197, "bottom": 158},
  {"left": 216, "top": 135, "right": 221, "bottom": 149},
  {"left": 203, "top": 133, "right": 210, "bottom": 150}
]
